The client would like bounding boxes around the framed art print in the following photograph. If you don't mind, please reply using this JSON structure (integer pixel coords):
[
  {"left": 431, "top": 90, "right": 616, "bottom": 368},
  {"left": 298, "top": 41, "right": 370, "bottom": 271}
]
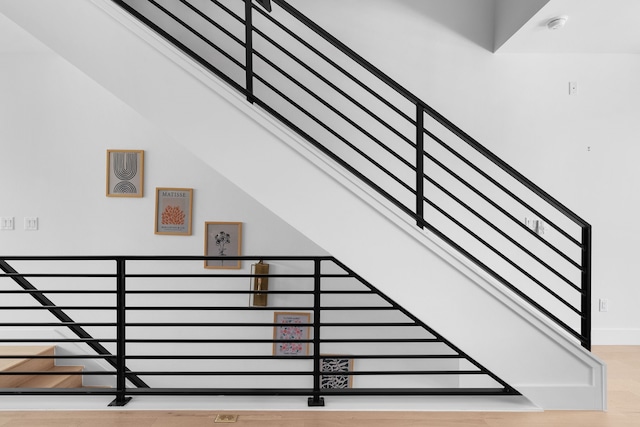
[
  {"left": 204, "top": 222, "right": 242, "bottom": 269},
  {"left": 155, "top": 188, "right": 193, "bottom": 235},
  {"left": 273, "top": 312, "right": 311, "bottom": 356},
  {"left": 320, "top": 356, "right": 354, "bottom": 389},
  {"left": 106, "top": 149, "right": 144, "bottom": 197}
]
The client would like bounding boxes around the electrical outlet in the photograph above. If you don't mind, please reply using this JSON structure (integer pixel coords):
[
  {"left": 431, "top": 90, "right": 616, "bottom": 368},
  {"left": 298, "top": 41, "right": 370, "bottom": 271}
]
[{"left": 599, "top": 298, "right": 609, "bottom": 312}]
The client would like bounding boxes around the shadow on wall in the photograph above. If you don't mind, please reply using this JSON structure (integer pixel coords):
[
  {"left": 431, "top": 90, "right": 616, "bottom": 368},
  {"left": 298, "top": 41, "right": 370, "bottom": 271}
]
[{"left": 397, "top": 0, "right": 496, "bottom": 52}]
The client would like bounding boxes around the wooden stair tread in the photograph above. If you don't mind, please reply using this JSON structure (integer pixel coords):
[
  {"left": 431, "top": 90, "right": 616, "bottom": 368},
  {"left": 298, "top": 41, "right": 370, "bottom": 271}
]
[
  {"left": 0, "top": 346, "right": 85, "bottom": 388},
  {"left": 15, "top": 365, "right": 84, "bottom": 388},
  {"left": 0, "top": 345, "right": 55, "bottom": 372}
]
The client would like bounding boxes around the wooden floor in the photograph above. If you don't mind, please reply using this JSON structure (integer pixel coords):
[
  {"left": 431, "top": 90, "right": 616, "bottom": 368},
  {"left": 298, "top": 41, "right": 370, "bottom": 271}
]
[{"left": 0, "top": 346, "right": 638, "bottom": 427}]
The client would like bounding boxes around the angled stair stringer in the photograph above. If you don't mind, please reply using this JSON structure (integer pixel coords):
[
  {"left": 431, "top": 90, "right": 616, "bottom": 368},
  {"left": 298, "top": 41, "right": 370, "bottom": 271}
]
[{"left": 0, "top": 0, "right": 605, "bottom": 410}]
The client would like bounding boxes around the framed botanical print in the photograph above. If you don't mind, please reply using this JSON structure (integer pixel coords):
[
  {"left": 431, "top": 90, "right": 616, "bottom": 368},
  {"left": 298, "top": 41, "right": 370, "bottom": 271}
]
[
  {"left": 204, "top": 221, "right": 242, "bottom": 269},
  {"left": 273, "top": 312, "right": 311, "bottom": 356},
  {"left": 106, "top": 149, "right": 144, "bottom": 197},
  {"left": 154, "top": 188, "right": 193, "bottom": 235}
]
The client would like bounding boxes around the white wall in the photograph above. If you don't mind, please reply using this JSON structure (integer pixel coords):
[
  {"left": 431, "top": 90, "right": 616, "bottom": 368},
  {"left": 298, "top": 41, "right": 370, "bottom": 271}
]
[
  {"left": 285, "top": 0, "right": 640, "bottom": 345},
  {"left": 0, "top": 50, "right": 324, "bottom": 258}
]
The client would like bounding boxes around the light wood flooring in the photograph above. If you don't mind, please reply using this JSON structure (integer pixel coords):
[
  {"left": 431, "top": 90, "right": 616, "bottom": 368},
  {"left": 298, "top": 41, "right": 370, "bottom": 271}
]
[{"left": 0, "top": 346, "right": 638, "bottom": 427}]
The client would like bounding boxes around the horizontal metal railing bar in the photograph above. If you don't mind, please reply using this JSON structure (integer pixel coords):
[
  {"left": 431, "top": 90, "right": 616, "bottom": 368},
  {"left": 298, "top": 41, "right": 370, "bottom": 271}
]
[
  {"left": 0, "top": 290, "right": 117, "bottom": 294},
  {"left": 423, "top": 195, "right": 582, "bottom": 315},
  {"left": 178, "top": 0, "right": 245, "bottom": 47},
  {"left": 253, "top": 73, "right": 416, "bottom": 196},
  {"left": 252, "top": 26, "right": 415, "bottom": 149},
  {"left": 0, "top": 322, "right": 116, "bottom": 327},
  {"left": 0, "top": 387, "right": 513, "bottom": 397},
  {"left": 125, "top": 355, "right": 316, "bottom": 360},
  {"left": 125, "top": 290, "right": 317, "bottom": 295},
  {"left": 314, "top": 388, "right": 517, "bottom": 396},
  {"left": 124, "top": 306, "right": 315, "bottom": 311},
  {"left": 124, "top": 322, "right": 417, "bottom": 327},
  {"left": 0, "top": 274, "right": 116, "bottom": 278},
  {"left": 0, "top": 255, "right": 336, "bottom": 261},
  {"left": 323, "top": 370, "right": 484, "bottom": 376},
  {"left": 0, "top": 388, "right": 117, "bottom": 396},
  {"left": 319, "top": 338, "right": 440, "bottom": 343},
  {"left": 122, "top": 354, "right": 463, "bottom": 360},
  {"left": 124, "top": 339, "right": 316, "bottom": 343},
  {"left": 319, "top": 322, "right": 419, "bottom": 327},
  {"left": 210, "top": 0, "right": 244, "bottom": 24},
  {"left": 121, "top": 387, "right": 513, "bottom": 396},
  {"left": 424, "top": 151, "right": 583, "bottom": 270},
  {"left": 147, "top": 0, "right": 245, "bottom": 70},
  {"left": 0, "top": 306, "right": 115, "bottom": 310},
  {"left": 117, "top": 370, "right": 482, "bottom": 376},
  {"left": 423, "top": 128, "right": 582, "bottom": 247},
  {"left": 0, "top": 339, "right": 116, "bottom": 343},
  {"left": 0, "top": 355, "right": 116, "bottom": 359},
  {"left": 253, "top": 48, "right": 416, "bottom": 172},
  {"left": 125, "top": 276, "right": 318, "bottom": 279},
  {"left": 126, "top": 371, "right": 312, "bottom": 376},
  {"left": 425, "top": 171, "right": 582, "bottom": 291},
  {"left": 0, "top": 371, "right": 114, "bottom": 376},
  {"left": 121, "top": 338, "right": 441, "bottom": 345},
  {"left": 123, "top": 306, "right": 395, "bottom": 311},
  {"left": 254, "top": 4, "right": 416, "bottom": 125},
  {"left": 124, "top": 290, "right": 380, "bottom": 295}
]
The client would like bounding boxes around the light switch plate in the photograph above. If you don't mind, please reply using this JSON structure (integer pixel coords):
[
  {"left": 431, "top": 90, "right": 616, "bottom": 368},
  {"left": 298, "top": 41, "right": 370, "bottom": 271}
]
[
  {"left": 1, "top": 217, "right": 15, "bottom": 230},
  {"left": 24, "top": 217, "right": 39, "bottom": 231}
]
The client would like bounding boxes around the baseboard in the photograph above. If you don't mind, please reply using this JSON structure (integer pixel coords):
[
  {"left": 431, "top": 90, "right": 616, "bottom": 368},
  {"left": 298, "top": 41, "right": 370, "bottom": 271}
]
[{"left": 592, "top": 329, "right": 640, "bottom": 345}]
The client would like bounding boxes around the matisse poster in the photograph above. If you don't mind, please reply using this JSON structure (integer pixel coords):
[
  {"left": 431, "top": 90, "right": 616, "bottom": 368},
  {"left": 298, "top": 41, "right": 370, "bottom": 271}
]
[{"left": 155, "top": 188, "right": 193, "bottom": 235}]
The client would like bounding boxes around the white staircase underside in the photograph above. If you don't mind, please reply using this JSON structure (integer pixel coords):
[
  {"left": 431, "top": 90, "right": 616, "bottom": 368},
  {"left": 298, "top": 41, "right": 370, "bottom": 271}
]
[{"left": 0, "top": 0, "right": 605, "bottom": 410}]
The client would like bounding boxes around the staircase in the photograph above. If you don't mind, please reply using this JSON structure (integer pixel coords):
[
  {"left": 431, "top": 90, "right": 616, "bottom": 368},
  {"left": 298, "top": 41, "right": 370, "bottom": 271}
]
[
  {"left": 0, "top": 0, "right": 606, "bottom": 409},
  {"left": 0, "top": 346, "right": 83, "bottom": 389}
]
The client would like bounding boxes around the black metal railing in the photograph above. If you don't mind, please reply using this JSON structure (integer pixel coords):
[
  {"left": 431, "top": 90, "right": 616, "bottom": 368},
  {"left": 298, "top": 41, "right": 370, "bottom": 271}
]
[
  {"left": 111, "top": 0, "right": 591, "bottom": 349},
  {"left": 0, "top": 256, "right": 517, "bottom": 406}
]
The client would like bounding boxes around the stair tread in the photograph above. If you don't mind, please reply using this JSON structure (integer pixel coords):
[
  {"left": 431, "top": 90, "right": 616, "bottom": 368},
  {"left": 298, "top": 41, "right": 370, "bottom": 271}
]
[
  {"left": 15, "top": 365, "right": 84, "bottom": 388},
  {"left": 0, "top": 346, "right": 55, "bottom": 372}
]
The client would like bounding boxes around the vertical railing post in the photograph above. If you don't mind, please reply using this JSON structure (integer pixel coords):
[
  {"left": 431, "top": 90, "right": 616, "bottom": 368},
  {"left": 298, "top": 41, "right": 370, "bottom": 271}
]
[
  {"left": 581, "top": 225, "right": 592, "bottom": 350},
  {"left": 308, "top": 258, "right": 325, "bottom": 407},
  {"left": 245, "top": 0, "right": 255, "bottom": 103},
  {"left": 416, "top": 103, "right": 425, "bottom": 229},
  {"left": 109, "top": 257, "right": 132, "bottom": 407}
]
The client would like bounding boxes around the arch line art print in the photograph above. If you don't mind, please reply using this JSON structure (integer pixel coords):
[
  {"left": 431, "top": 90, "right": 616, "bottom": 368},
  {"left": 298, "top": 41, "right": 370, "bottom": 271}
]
[{"left": 106, "top": 149, "right": 144, "bottom": 197}]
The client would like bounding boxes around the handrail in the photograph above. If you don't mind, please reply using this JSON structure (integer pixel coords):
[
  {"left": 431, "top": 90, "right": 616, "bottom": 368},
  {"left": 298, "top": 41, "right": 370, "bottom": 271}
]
[
  {"left": 0, "top": 256, "right": 518, "bottom": 406},
  {"left": 110, "top": 0, "right": 591, "bottom": 349}
]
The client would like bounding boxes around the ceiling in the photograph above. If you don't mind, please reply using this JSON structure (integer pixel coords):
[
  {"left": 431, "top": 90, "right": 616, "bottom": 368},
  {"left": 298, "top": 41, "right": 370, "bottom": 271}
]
[
  {"left": 496, "top": 0, "right": 640, "bottom": 53},
  {"left": 1, "top": 0, "right": 639, "bottom": 55}
]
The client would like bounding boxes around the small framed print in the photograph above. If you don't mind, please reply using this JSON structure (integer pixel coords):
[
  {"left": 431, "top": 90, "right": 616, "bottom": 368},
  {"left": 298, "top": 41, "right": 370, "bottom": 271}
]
[
  {"left": 273, "top": 312, "right": 311, "bottom": 356},
  {"left": 320, "top": 356, "right": 354, "bottom": 389},
  {"left": 106, "top": 149, "right": 144, "bottom": 197},
  {"left": 204, "top": 222, "right": 242, "bottom": 269},
  {"left": 155, "top": 188, "right": 193, "bottom": 235}
]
